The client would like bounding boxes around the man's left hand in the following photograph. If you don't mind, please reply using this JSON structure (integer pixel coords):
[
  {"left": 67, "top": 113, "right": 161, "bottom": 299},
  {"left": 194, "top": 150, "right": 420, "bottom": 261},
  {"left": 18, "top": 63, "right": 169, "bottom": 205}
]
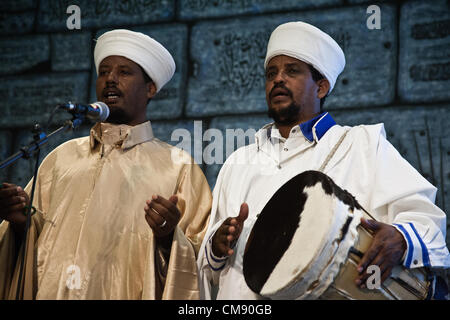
[
  {"left": 144, "top": 194, "right": 181, "bottom": 238},
  {"left": 355, "top": 218, "right": 406, "bottom": 288}
]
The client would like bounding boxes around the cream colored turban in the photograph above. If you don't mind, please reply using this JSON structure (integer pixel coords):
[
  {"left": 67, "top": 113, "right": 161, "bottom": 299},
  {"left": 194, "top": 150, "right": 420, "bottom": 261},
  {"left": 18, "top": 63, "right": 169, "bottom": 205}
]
[
  {"left": 94, "top": 29, "right": 175, "bottom": 92},
  {"left": 264, "top": 22, "right": 345, "bottom": 94}
]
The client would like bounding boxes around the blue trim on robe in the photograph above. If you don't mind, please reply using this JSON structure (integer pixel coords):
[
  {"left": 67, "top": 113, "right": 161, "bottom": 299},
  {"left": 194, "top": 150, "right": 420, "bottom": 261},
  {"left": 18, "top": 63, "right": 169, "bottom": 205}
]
[{"left": 299, "top": 112, "right": 336, "bottom": 142}]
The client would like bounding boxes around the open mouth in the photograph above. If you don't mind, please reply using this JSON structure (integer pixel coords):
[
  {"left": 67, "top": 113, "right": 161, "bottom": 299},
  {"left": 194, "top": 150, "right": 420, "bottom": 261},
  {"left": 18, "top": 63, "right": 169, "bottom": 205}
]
[{"left": 103, "top": 89, "right": 122, "bottom": 104}]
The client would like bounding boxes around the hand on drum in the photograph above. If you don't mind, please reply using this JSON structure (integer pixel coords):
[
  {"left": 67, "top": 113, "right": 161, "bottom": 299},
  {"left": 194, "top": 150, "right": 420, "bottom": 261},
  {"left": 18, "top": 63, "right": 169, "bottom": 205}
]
[
  {"left": 355, "top": 218, "right": 407, "bottom": 288},
  {"left": 212, "top": 203, "right": 249, "bottom": 257}
]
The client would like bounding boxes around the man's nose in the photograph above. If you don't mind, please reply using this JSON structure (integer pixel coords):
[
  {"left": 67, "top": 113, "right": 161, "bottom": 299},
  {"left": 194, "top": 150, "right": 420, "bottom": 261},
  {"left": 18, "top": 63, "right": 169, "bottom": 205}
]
[
  {"left": 106, "top": 70, "right": 118, "bottom": 84},
  {"left": 273, "top": 71, "right": 286, "bottom": 84}
]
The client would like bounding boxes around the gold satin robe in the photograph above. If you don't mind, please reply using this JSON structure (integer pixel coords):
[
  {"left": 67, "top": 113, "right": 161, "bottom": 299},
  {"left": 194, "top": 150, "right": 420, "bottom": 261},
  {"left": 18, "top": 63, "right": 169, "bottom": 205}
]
[{"left": 0, "top": 121, "right": 212, "bottom": 299}]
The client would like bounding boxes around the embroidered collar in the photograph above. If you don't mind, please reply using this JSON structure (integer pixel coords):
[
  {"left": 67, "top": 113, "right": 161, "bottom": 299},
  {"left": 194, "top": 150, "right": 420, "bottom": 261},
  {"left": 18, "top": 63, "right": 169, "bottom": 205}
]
[{"left": 89, "top": 120, "right": 154, "bottom": 150}]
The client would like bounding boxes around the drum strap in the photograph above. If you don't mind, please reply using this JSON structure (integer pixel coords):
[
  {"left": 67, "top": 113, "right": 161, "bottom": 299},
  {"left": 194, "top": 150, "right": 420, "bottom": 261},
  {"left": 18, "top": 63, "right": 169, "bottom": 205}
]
[
  {"left": 318, "top": 129, "right": 350, "bottom": 172},
  {"left": 318, "top": 128, "right": 377, "bottom": 221}
]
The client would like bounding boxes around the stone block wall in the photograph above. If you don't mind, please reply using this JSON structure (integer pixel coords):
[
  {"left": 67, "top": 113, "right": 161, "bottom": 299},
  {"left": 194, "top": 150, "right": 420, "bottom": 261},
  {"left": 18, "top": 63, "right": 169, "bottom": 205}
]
[{"left": 1, "top": 0, "right": 449, "bottom": 252}]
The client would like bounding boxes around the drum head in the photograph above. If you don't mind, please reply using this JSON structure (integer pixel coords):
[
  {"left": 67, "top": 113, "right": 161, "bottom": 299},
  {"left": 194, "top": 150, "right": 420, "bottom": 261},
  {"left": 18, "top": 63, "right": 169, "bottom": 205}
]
[{"left": 243, "top": 170, "right": 363, "bottom": 299}]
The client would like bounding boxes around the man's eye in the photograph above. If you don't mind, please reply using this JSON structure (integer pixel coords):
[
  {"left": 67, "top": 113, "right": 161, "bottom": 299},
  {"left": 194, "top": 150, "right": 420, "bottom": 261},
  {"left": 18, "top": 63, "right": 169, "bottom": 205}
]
[
  {"left": 288, "top": 68, "right": 299, "bottom": 74},
  {"left": 266, "top": 72, "right": 276, "bottom": 79},
  {"left": 121, "top": 70, "right": 131, "bottom": 75}
]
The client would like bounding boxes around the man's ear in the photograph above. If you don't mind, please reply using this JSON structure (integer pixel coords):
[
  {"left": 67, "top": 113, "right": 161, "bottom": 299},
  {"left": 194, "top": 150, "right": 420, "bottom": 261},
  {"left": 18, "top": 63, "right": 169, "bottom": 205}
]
[
  {"left": 316, "top": 79, "right": 330, "bottom": 99},
  {"left": 147, "top": 81, "right": 157, "bottom": 100}
]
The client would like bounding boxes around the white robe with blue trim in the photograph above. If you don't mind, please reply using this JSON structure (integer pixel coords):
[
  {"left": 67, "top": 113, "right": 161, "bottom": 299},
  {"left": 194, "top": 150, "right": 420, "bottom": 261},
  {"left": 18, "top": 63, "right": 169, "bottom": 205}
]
[{"left": 197, "top": 119, "right": 450, "bottom": 300}]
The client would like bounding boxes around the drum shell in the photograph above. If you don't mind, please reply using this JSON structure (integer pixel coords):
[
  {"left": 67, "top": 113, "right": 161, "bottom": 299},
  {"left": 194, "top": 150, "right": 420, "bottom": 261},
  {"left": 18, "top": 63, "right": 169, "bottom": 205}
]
[{"left": 319, "top": 217, "right": 432, "bottom": 300}]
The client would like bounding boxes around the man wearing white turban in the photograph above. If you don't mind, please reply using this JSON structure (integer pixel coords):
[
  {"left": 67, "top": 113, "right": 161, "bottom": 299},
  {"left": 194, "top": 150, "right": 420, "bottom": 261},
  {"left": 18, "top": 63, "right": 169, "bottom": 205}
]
[
  {"left": 0, "top": 29, "right": 212, "bottom": 299},
  {"left": 197, "top": 21, "right": 449, "bottom": 299}
]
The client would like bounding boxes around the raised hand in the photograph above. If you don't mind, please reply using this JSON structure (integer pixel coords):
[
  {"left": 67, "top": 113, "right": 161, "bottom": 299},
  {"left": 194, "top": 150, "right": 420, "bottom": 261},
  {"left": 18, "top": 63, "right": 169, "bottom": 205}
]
[
  {"left": 0, "top": 183, "right": 29, "bottom": 233},
  {"left": 144, "top": 194, "right": 181, "bottom": 238},
  {"left": 212, "top": 203, "right": 249, "bottom": 257}
]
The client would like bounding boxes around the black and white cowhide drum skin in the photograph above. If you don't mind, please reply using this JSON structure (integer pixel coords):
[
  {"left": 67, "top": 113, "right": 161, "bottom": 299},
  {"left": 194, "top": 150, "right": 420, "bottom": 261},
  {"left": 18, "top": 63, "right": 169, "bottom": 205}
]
[{"left": 243, "top": 170, "right": 432, "bottom": 300}]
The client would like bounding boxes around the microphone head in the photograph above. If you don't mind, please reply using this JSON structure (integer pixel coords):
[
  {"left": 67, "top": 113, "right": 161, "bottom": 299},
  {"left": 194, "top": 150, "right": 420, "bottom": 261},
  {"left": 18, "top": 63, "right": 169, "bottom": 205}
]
[{"left": 91, "top": 102, "right": 110, "bottom": 122}]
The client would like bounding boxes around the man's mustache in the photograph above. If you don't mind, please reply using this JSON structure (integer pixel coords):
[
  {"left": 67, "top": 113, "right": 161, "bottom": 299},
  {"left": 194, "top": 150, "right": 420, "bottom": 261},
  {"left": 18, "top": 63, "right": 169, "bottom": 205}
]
[{"left": 269, "top": 83, "right": 292, "bottom": 99}]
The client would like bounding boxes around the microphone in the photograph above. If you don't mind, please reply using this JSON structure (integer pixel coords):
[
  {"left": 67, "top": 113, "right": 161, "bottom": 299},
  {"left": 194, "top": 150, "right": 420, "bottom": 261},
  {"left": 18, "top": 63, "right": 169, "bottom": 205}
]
[{"left": 59, "top": 102, "right": 110, "bottom": 122}]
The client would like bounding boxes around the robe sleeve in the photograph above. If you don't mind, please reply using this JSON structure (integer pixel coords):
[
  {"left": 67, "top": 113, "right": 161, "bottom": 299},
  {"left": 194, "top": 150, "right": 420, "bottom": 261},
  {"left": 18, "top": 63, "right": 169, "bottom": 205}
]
[
  {"left": 370, "top": 126, "right": 450, "bottom": 269},
  {"left": 159, "top": 159, "right": 212, "bottom": 299},
  {"left": 0, "top": 221, "right": 19, "bottom": 299},
  {"left": 0, "top": 149, "right": 55, "bottom": 299},
  {"left": 197, "top": 158, "right": 234, "bottom": 300}
]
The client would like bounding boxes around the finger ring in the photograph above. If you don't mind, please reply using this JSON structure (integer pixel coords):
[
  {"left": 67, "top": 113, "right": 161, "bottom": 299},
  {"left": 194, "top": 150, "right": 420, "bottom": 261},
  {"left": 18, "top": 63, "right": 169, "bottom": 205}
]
[
  {"left": 22, "top": 205, "right": 36, "bottom": 216},
  {"left": 159, "top": 220, "right": 167, "bottom": 228}
]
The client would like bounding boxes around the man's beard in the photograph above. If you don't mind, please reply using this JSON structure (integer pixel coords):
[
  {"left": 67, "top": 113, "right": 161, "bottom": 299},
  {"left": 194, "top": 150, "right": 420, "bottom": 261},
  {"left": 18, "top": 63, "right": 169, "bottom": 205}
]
[
  {"left": 267, "top": 102, "right": 301, "bottom": 126},
  {"left": 105, "top": 105, "right": 133, "bottom": 125}
]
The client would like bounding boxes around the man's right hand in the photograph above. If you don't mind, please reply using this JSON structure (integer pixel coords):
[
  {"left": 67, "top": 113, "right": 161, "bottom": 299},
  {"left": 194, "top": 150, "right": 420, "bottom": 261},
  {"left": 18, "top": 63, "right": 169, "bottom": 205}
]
[
  {"left": 212, "top": 203, "right": 249, "bottom": 257},
  {"left": 0, "top": 183, "right": 29, "bottom": 232}
]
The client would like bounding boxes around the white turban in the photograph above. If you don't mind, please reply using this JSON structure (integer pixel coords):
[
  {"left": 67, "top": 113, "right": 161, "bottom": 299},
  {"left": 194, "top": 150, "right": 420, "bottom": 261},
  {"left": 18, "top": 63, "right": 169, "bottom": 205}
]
[
  {"left": 94, "top": 29, "right": 175, "bottom": 92},
  {"left": 264, "top": 22, "right": 345, "bottom": 94}
]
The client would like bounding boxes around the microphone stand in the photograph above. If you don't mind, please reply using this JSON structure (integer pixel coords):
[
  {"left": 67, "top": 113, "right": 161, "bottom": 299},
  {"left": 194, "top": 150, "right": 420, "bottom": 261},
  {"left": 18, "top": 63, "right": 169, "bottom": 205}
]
[
  {"left": 0, "top": 114, "right": 85, "bottom": 299},
  {"left": 0, "top": 117, "right": 84, "bottom": 170}
]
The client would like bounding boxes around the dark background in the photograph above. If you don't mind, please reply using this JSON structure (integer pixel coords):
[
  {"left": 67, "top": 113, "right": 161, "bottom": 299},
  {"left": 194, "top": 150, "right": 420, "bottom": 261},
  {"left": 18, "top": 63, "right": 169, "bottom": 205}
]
[{"left": 0, "top": 0, "right": 449, "bottom": 287}]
